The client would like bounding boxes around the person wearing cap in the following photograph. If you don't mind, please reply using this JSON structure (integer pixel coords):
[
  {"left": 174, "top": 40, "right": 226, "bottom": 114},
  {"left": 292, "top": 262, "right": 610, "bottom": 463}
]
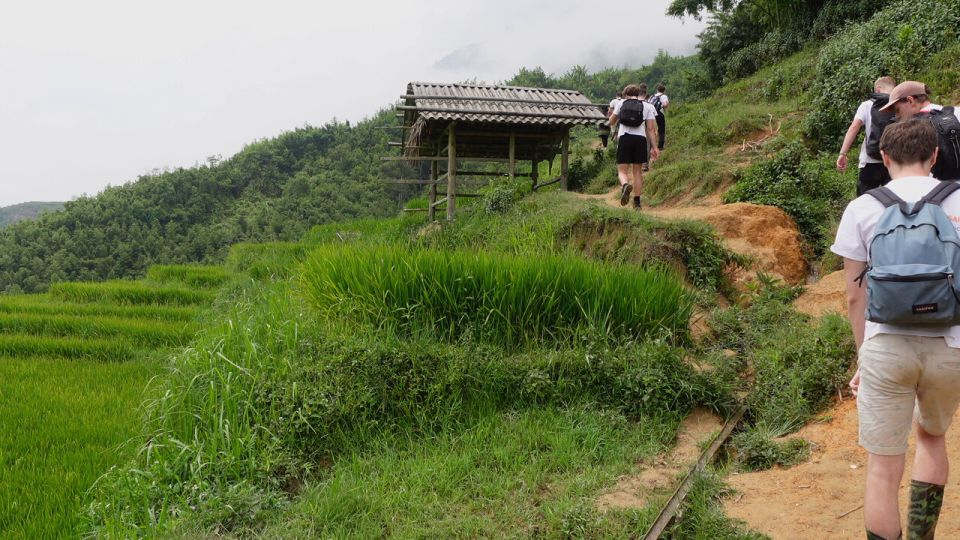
[
  {"left": 837, "top": 77, "right": 896, "bottom": 195},
  {"left": 882, "top": 80, "right": 960, "bottom": 181}
]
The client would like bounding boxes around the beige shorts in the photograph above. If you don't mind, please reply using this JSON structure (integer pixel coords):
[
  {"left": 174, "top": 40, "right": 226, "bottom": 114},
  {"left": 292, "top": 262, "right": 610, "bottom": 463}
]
[{"left": 858, "top": 334, "right": 960, "bottom": 455}]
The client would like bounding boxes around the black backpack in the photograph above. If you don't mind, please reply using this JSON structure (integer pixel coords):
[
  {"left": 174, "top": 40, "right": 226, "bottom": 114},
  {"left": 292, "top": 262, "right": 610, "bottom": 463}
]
[
  {"left": 618, "top": 99, "right": 644, "bottom": 127},
  {"left": 921, "top": 107, "right": 960, "bottom": 181},
  {"left": 648, "top": 95, "right": 664, "bottom": 117},
  {"left": 865, "top": 93, "right": 896, "bottom": 160}
]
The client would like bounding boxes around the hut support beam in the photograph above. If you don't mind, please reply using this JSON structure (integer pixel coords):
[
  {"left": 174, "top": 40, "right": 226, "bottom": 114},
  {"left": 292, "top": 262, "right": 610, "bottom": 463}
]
[
  {"left": 561, "top": 128, "right": 570, "bottom": 191},
  {"left": 447, "top": 124, "right": 457, "bottom": 221},
  {"left": 429, "top": 153, "right": 439, "bottom": 221},
  {"left": 509, "top": 133, "right": 516, "bottom": 182},
  {"left": 530, "top": 146, "right": 539, "bottom": 191}
]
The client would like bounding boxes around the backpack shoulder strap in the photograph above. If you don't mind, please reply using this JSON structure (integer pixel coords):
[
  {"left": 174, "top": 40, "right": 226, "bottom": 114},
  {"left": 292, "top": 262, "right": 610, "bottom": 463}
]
[
  {"left": 867, "top": 186, "right": 905, "bottom": 208},
  {"left": 922, "top": 180, "right": 960, "bottom": 206}
]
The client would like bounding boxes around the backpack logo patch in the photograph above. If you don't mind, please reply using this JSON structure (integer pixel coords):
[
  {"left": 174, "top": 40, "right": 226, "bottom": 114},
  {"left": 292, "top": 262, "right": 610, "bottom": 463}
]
[{"left": 913, "top": 303, "right": 939, "bottom": 314}]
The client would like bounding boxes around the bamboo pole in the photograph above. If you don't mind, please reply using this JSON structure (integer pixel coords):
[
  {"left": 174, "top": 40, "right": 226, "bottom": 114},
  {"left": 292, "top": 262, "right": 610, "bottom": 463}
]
[
  {"left": 530, "top": 145, "right": 539, "bottom": 191},
  {"left": 561, "top": 128, "right": 570, "bottom": 191},
  {"left": 447, "top": 124, "right": 457, "bottom": 221},
  {"left": 509, "top": 133, "right": 516, "bottom": 182},
  {"left": 429, "top": 156, "right": 438, "bottom": 221}
]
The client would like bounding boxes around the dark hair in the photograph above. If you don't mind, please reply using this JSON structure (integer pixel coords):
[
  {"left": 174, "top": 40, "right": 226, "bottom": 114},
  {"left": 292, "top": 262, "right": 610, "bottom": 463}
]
[
  {"left": 616, "top": 91, "right": 623, "bottom": 98},
  {"left": 623, "top": 84, "right": 640, "bottom": 97},
  {"left": 880, "top": 119, "right": 938, "bottom": 165},
  {"left": 638, "top": 83, "right": 648, "bottom": 95},
  {"left": 657, "top": 84, "right": 666, "bottom": 93}
]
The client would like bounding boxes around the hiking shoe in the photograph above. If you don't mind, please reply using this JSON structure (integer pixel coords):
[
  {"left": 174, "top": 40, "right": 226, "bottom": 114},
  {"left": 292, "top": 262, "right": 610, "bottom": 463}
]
[
  {"left": 619, "top": 184, "right": 633, "bottom": 206},
  {"left": 642, "top": 164, "right": 650, "bottom": 172},
  {"left": 633, "top": 197, "right": 642, "bottom": 210}
]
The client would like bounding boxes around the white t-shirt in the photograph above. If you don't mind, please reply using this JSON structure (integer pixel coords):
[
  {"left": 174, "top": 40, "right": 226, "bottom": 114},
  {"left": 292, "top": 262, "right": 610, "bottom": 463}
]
[
  {"left": 854, "top": 100, "right": 883, "bottom": 168},
  {"left": 607, "top": 98, "right": 622, "bottom": 127},
  {"left": 613, "top": 98, "right": 657, "bottom": 137},
  {"left": 650, "top": 92, "right": 670, "bottom": 111},
  {"left": 831, "top": 176, "right": 960, "bottom": 347}
]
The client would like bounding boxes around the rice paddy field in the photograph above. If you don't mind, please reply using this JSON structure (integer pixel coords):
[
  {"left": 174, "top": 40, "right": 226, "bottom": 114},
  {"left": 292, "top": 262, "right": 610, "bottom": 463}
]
[{"left": 0, "top": 265, "right": 220, "bottom": 539}]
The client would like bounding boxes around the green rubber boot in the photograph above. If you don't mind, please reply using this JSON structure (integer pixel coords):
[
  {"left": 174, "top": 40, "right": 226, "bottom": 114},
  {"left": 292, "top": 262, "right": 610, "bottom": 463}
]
[{"left": 907, "top": 480, "right": 944, "bottom": 540}]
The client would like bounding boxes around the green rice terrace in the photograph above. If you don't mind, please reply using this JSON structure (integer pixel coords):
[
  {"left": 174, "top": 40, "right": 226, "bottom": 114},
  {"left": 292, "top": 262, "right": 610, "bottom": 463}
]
[{"left": 0, "top": 265, "right": 223, "bottom": 538}]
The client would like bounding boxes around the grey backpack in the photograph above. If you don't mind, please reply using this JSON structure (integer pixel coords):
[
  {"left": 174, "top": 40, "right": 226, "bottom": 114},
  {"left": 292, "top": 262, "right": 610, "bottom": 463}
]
[{"left": 861, "top": 181, "right": 960, "bottom": 326}]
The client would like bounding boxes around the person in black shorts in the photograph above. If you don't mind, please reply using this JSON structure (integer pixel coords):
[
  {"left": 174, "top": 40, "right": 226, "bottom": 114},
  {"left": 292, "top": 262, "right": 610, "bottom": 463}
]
[{"left": 609, "top": 84, "right": 659, "bottom": 209}]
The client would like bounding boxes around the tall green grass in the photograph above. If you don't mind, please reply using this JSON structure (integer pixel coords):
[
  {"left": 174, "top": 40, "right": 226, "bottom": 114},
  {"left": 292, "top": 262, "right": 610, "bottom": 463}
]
[
  {"left": 0, "top": 295, "right": 200, "bottom": 322},
  {"left": 0, "top": 356, "right": 159, "bottom": 539},
  {"left": 0, "top": 312, "right": 194, "bottom": 347},
  {"left": 49, "top": 281, "right": 214, "bottom": 306},
  {"left": 302, "top": 245, "right": 692, "bottom": 349},
  {"left": 146, "top": 264, "right": 229, "bottom": 288},
  {"left": 226, "top": 242, "right": 313, "bottom": 280},
  {"left": 0, "top": 334, "right": 136, "bottom": 361}
]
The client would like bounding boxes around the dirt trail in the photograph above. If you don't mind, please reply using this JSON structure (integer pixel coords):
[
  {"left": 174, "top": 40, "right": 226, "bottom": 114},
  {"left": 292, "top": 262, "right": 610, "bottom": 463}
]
[
  {"left": 725, "top": 399, "right": 960, "bottom": 538},
  {"left": 576, "top": 186, "right": 960, "bottom": 538},
  {"left": 597, "top": 409, "right": 723, "bottom": 511}
]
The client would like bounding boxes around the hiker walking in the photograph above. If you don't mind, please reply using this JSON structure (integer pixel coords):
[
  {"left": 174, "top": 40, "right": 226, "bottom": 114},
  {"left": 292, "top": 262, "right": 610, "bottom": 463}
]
[
  {"left": 837, "top": 76, "right": 896, "bottom": 195},
  {"left": 598, "top": 92, "right": 622, "bottom": 148},
  {"left": 880, "top": 80, "right": 960, "bottom": 182},
  {"left": 648, "top": 84, "right": 669, "bottom": 152},
  {"left": 832, "top": 119, "right": 960, "bottom": 540},
  {"left": 609, "top": 84, "right": 659, "bottom": 209}
]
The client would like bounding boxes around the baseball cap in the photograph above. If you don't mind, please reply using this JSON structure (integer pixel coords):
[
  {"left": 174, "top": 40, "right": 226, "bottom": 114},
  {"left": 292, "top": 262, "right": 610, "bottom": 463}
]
[{"left": 880, "top": 81, "right": 931, "bottom": 111}]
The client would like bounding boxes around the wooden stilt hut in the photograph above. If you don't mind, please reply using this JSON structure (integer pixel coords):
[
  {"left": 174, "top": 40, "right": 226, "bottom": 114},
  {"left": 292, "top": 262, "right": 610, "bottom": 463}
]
[{"left": 384, "top": 82, "right": 606, "bottom": 221}]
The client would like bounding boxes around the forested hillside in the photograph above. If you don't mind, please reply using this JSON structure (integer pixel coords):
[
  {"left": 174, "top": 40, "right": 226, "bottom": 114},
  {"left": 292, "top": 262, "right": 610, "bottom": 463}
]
[
  {"left": 0, "top": 112, "right": 409, "bottom": 293},
  {"left": 0, "top": 202, "right": 64, "bottom": 228}
]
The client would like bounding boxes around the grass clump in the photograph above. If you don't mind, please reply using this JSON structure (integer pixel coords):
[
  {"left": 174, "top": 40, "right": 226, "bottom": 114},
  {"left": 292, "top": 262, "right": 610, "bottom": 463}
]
[
  {"left": 0, "top": 295, "right": 200, "bottom": 322},
  {"left": 226, "top": 242, "right": 312, "bottom": 280},
  {"left": 49, "top": 281, "right": 214, "bottom": 306},
  {"left": 730, "top": 427, "right": 810, "bottom": 472},
  {"left": 0, "top": 312, "right": 194, "bottom": 347},
  {"left": 301, "top": 244, "right": 692, "bottom": 349},
  {"left": 146, "top": 264, "right": 229, "bottom": 288},
  {"left": 0, "top": 334, "right": 136, "bottom": 361}
]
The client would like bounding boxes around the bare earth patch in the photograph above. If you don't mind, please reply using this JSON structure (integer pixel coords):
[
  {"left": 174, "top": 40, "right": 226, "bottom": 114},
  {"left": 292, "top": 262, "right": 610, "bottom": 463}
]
[
  {"left": 597, "top": 409, "right": 723, "bottom": 512},
  {"left": 725, "top": 399, "right": 960, "bottom": 538},
  {"left": 794, "top": 269, "right": 847, "bottom": 318}
]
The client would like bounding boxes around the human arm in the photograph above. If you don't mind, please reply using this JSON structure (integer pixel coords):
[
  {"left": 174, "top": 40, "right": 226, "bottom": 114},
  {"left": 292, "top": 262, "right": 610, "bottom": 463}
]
[
  {"left": 837, "top": 118, "right": 864, "bottom": 172},
  {"left": 661, "top": 94, "right": 669, "bottom": 110},
  {"left": 646, "top": 118, "right": 660, "bottom": 160},
  {"left": 844, "top": 257, "right": 867, "bottom": 394}
]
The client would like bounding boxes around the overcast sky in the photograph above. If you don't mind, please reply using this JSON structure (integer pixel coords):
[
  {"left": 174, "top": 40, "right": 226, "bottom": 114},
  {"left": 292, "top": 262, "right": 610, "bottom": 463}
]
[{"left": 0, "top": 0, "right": 705, "bottom": 207}]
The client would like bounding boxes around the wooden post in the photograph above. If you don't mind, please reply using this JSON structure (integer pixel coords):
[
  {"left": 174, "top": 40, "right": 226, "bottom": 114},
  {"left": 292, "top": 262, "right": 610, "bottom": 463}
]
[
  {"left": 509, "top": 133, "right": 516, "bottom": 182},
  {"left": 428, "top": 152, "right": 439, "bottom": 221},
  {"left": 561, "top": 129, "right": 570, "bottom": 191},
  {"left": 531, "top": 145, "right": 539, "bottom": 190},
  {"left": 447, "top": 124, "right": 457, "bottom": 221}
]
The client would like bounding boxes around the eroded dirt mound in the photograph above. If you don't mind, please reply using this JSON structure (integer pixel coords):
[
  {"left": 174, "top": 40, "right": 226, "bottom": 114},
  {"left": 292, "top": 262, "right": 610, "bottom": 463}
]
[
  {"left": 645, "top": 202, "right": 808, "bottom": 285},
  {"left": 597, "top": 409, "right": 723, "bottom": 511},
  {"left": 577, "top": 190, "right": 808, "bottom": 285},
  {"left": 725, "top": 399, "right": 960, "bottom": 538},
  {"left": 794, "top": 269, "right": 847, "bottom": 318}
]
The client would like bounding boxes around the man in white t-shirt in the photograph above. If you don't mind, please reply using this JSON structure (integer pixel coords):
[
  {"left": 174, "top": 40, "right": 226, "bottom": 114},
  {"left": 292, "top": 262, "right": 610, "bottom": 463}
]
[
  {"left": 832, "top": 119, "right": 960, "bottom": 540},
  {"left": 837, "top": 77, "right": 896, "bottom": 195},
  {"left": 880, "top": 80, "right": 960, "bottom": 182},
  {"left": 609, "top": 84, "right": 659, "bottom": 209}
]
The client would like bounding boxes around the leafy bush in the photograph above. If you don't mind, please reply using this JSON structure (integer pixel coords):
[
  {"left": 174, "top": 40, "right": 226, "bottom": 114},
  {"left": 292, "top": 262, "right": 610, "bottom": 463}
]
[
  {"left": 483, "top": 183, "right": 520, "bottom": 213},
  {"left": 301, "top": 245, "right": 692, "bottom": 349},
  {"left": 724, "top": 29, "right": 804, "bottom": 81},
  {"left": 724, "top": 142, "right": 853, "bottom": 254},
  {"left": 805, "top": 0, "right": 960, "bottom": 148}
]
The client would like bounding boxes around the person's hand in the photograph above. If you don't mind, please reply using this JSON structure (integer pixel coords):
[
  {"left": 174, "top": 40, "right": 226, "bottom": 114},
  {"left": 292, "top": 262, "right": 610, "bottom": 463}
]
[
  {"left": 837, "top": 153, "right": 848, "bottom": 172},
  {"left": 650, "top": 147, "right": 661, "bottom": 161},
  {"left": 849, "top": 368, "right": 861, "bottom": 396}
]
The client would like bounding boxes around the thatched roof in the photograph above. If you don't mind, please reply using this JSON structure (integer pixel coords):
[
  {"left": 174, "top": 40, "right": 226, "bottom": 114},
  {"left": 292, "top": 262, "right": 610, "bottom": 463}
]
[{"left": 403, "top": 82, "right": 605, "bottom": 126}]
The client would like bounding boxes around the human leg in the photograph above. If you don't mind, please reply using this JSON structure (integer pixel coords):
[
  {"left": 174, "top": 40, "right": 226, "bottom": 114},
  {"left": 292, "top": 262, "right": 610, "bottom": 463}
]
[
  {"left": 865, "top": 452, "right": 906, "bottom": 539},
  {"left": 632, "top": 164, "right": 644, "bottom": 208},
  {"left": 908, "top": 425, "right": 946, "bottom": 540},
  {"left": 857, "top": 163, "right": 893, "bottom": 196},
  {"left": 657, "top": 115, "right": 666, "bottom": 150},
  {"left": 858, "top": 335, "right": 925, "bottom": 539}
]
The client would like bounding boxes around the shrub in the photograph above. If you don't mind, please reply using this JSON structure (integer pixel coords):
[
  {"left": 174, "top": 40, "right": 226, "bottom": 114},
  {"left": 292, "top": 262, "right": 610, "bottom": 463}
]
[
  {"left": 483, "top": 183, "right": 520, "bottom": 213},
  {"left": 731, "top": 427, "right": 810, "bottom": 471},
  {"left": 724, "top": 29, "right": 804, "bottom": 81},
  {"left": 301, "top": 245, "right": 692, "bottom": 349}
]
